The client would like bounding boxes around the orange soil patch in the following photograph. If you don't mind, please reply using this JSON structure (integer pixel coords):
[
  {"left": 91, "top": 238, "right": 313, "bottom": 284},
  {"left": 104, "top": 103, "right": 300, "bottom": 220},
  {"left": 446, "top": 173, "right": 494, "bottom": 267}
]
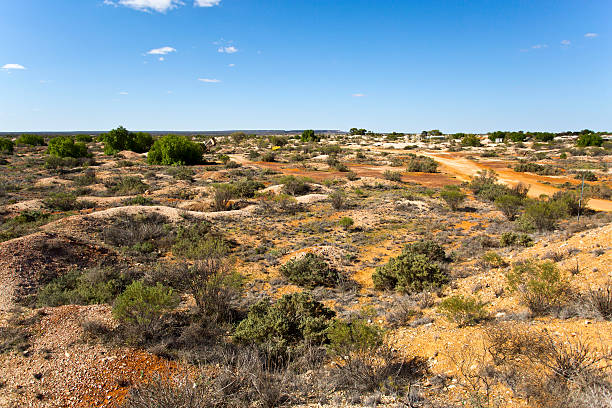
[{"left": 79, "top": 351, "right": 182, "bottom": 408}]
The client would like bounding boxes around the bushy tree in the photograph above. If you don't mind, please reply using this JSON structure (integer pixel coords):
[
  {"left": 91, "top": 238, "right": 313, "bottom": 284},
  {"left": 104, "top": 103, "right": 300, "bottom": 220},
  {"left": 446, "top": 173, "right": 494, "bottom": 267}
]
[
  {"left": 461, "top": 134, "right": 482, "bottom": 147},
  {"left": 576, "top": 133, "right": 603, "bottom": 147},
  {"left": 301, "top": 129, "right": 320, "bottom": 142},
  {"left": 147, "top": 134, "right": 203, "bottom": 165},
  {"left": 47, "top": 136, "right": 89, "bottom": 158},
  {"left": 0, "top": 137, "right": 15, "bottom": 154},
  {"left": 16, "top": 134, "right": 45, "bottom": 146},
  {"left": 101, "top": 126, "right": 154, "bottom": 154}
]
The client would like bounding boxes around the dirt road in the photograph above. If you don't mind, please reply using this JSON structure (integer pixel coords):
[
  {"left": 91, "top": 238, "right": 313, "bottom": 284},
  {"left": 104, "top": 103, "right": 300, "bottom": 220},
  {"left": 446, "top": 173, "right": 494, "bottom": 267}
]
[{"left": 420, "top": 152, "right": 612, "bottom": 212}]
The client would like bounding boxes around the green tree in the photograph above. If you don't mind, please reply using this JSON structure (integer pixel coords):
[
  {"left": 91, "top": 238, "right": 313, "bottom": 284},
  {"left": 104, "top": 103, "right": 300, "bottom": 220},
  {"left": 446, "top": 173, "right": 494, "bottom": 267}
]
[
  {"left": 147, "top": 134, "right": 203, "bottom": 165},
  {"left": 576, "top": 133, "right": 603, "bottom": 147},
  {"left": 0, "top": 137, "right": 15, "bottom": 154},
  {"left": 47, "top": 136, "right": 89, "bottom": 158},
  {"left": 301, "top": 129, "right": 320, "bottom": 142}
]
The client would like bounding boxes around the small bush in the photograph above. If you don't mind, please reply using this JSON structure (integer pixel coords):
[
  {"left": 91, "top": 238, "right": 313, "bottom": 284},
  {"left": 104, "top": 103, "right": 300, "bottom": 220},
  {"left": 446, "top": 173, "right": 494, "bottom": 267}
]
[
  {"left": 47, "top": 136, "right": 89, "bottom": 158},
  {"left": 372, "top": 240, "right": 449, "bottom": 293},
  {"left": 75, "top": 134, "right": 93, "bottom": 143},
  {"left": 233, "top": 292, "right": 335, "bottom": 359},
  {"left": 112, "top": 281, "right": 179, "bottom": 335},
  {"left": 211, "top": 184, "right": 235, "bottom": 211},
  {"left": 43, "top": 192, "right": 82, "bottom": 211},
  {"left": 383, "top": 170, "right": 402, "bottom": 182},
  {"left": 261, "top": 152, "right": 276, "bottom": 162},
  {"left": 500, "top": 232, "right": 533, "bottom": 247},
  {"left": 327, "top": 318, "right": 384, "bottom": 357},
  {"left": 495, "top": 194, "right": 524, "bottom": 220},
  {"left": 16, "top": 134, "right": 45, "bottom": 146},
  {"left": 440, "top": 185, "right": 466, "bottom": 210},
  {"left": 105, "top": 176, "right": 149, "bottom": 195},
  {"left": 73, "top": 169, "right": 97, "bottom": 186},
  {"left": 172, "top": 223, "right": 227, "bottom": 259},
  {"left": 438, "top": 295, "right": 488, "bottom": 326},
  {"left": 506, "top": 261, "right": 571, "bottom": 315},
  {"left": 281, "top": 176, "right": 310, "bottom": 196},
  {"left": 0, "top": 137, "right": 14, "bottom": 154},
  {"left": 406, "top": 155, "right": 438, "bottom": 172},
  {"left": 517, "top": 199, "right": 568, "bottom": 232},
  {"left": 588, "top": 281, "right": 612, "bottom": 320},
  {"left": 147, "top": 134, "right": 203, "bottom": 165},
  {"left": 338, "top": 216, "right": 354, "bottom": 230},
  {"left": 329, "top": 190, "right": 346, "bottom": 210},
  {"left": 481, "top": 251, "right": 507, "bottom": 268},
  {"left": 280, "top": 253, "right": 339, "bottom": 288}
]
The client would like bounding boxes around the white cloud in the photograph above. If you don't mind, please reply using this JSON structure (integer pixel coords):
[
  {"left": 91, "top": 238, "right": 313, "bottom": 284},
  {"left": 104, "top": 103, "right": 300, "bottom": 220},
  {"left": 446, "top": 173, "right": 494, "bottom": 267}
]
[
  {"left": 119, "top": 91, "right": 129, "bottom": 95},
  {"left": 531, "top": 44, "right": 548, "bottom": 49},
  {"left": 228, "top": 63, "right": 235, "bottom": 67},
  {"left": 561, "top": 40, "right": 571, "bottom": 46},
  {"left": 147, "top": 46, "right": 176, "bottom": 55},
  {"left": 195, "top": 0, "right": 221, "bottom": 7},
  {"left": 2, "top": 64, "right": 26, "bottom": 70},
  {"left": 159, "top": 57, "right": 165, "bottom": 61},
  {"left": 352, "top": 93, "right": 365, "bottom": 98},
  {"left": 218, "top": 46, "right": 238, "bottom": 54},
  {"left": 585, "top": 33, "right": 598, "bottom": 38},
  {"left": 106, "top": 0, "right": 220, "bottom": 12},
  {"left": 198, "top": 78, "right": 221, "bottom": 83}
]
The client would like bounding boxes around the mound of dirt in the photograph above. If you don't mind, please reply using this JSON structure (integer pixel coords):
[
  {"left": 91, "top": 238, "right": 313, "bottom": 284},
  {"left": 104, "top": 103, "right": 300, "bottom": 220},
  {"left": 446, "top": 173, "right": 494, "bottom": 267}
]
[{"left": 0, "top": 232, "right": 117, "bottom": 311}]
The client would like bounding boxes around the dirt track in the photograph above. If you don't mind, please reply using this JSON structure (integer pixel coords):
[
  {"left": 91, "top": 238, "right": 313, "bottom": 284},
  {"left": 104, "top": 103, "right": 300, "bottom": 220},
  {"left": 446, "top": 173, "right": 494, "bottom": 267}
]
[{"left": 420, "top": 152, "right": 612, "bottom": 212}]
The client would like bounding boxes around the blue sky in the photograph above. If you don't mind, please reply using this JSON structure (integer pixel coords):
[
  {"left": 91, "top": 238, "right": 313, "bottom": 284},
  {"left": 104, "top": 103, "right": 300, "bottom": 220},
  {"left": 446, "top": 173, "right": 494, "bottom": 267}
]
[{"left": 0, "top": 0, "right": 610, "bottom": 132}]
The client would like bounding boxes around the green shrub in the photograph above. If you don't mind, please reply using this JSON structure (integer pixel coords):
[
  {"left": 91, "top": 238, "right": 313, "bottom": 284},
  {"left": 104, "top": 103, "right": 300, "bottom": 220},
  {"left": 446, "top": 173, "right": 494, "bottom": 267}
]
[
  {"left": 105, "top": 176, "right": 148, "bottom": 195},
  {"left": 47, "top": 136, "right": 89, "bottom": 158},
  {"left": 233, "top": 179, "right": 265, "bottom": 198},
  {"left": 327, "top": 318, "right": 384, "bottom": 356},
  {"left": 37, "top": 267, "right": 136, "bottom": 307},
  {"left": 406, "top": 155, "right": 438, "bottom": 172},
  {"left": 112, "top": 281, "right": 179, "bottom": 333},
  {"left": 280, "top": 253, "right": 339, "bottom": 288},
  {"left": 467, "top": 170, "right": 515, "bottom": 202},
  {"left": 517, "top": 198, "right": 570, "bottom": 232},
  {"left": 500, "top": 232, "right": 533, "bottom": 247},
  {"left": 575, "top": 171, "right": 597, "bottom": 181},
  {"left": 494, "top": 194, "right": 525, "bottom": 220},
  {"left": 101, "top": 126, "right": 154, "bottom": 154},
  {"left": 261, "top": 151, "right": 276, "bottom": 162},
  {"left": 16, "top": 134, "right": 45, "bottom": 146},
  {"left": 74, "top": 134, "right": 93, "bottom": 143},
  {"left": 0, "top": 138, "right": 14, "bottom": 154},
  {"left": 172, "top": 223, "right": 228, "bottom": 260},
  {"left": 506, "top": 261, "right": 570, "bottom": 315},
  {"left": 43, "top": 192, "right": 82, "bottom": 211},
  {"left": 440, "top": 185, "right": 466, "bottom": 210},
  {"left": 281, "top": 176, "right": 310, "bottom": 196},
  {"left": 576, "top": 133, "right": 603, "bottom": 147},
  {"left": 383, "top": 170, "right": 402, "bottom": 182},
  {"left": 44, "top": 156, "right": 81, "bottom": 170},
  {"left": 301, "top": 129, "right": 320, "bottom": 142},
  {"left": 338, "top": 216, "right": 354, "bottom": 230},
  {"left": 372, "top": 240, "right": 449, "bottom": 293},
  {"left": 147, "top": 135, "right": 203, "bottom": 165},
  {"left": 233, "top": 292, "right": 335, "bottom": 358},
  {"left": 481, "top": 251, "right": 507, "bottom": 268},
  {"left": 438, "top": 295, "right": 488, "bottom": 326},
  {"left": 461, "top": 134, "right": 482, "bottom": 147}
]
